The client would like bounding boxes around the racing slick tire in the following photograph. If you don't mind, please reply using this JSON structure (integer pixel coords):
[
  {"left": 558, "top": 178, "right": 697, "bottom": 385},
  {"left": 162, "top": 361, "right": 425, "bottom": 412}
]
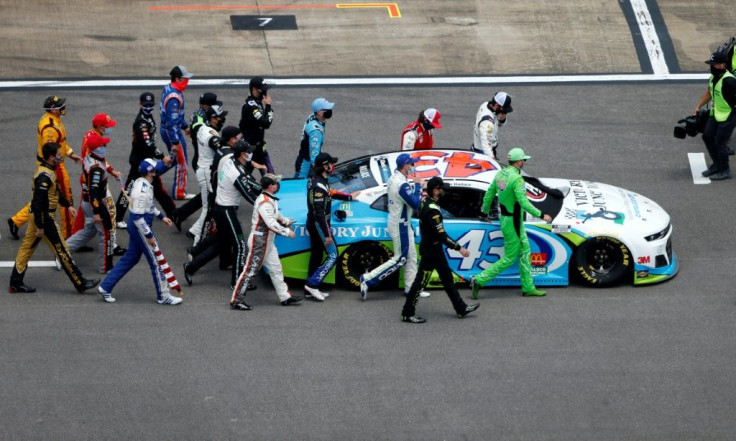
[
  {"left": 574, "top": 236, "right": 632, "bottom": 287},
  {"left": 338, "top": 241, "right": 396, "bottom": 290}
]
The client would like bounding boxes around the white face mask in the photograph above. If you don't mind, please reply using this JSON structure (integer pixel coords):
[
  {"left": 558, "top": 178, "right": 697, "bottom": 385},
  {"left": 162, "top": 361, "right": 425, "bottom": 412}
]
[{"left": 408, "top": 166, "right": 416, "bottom": 175}]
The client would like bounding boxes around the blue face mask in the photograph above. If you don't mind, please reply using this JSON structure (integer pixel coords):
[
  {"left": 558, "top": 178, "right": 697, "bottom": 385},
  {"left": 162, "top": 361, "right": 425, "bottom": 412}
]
[
  {"left": 104, "top": 127, "right": 113, "bottom": 134},
  {"left": 408, "top": 166, "right": 416, "bottom": 174}
]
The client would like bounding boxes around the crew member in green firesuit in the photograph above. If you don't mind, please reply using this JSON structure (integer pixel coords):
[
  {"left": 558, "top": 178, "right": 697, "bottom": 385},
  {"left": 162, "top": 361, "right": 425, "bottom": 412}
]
[{"left": 470, "top": 147, "right": 553, "bottom": 298}]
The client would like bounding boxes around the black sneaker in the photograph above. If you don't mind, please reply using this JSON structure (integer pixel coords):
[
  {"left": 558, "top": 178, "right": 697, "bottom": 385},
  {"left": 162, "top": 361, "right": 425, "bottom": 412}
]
[
  {"left": 710, "top": 170, "right": 732, "bottom": 181},
  {"left": 113, "top": 246, "right": 127, "bottom": 256},
  {"left": 7, "top": 218, "right": 19, "bottom": 240},
  {"left": 8, "top": 284, "right": 36, "bottom": 293},
  {"left": 281, "top": 295, "right": 303, "bottom": 306},
  {"left": 183, "top": 263, "right": 193, "bottom": 286},
  {"left": 702, "top": 165, "right": 718, "bottom": 177},
  {"left": 230, "top": 302, "right": 253, "bottom": 311},
  {"left": 457, "top": 303, "right": 480, "bottom": 319},
  {"left": 77, "top": 245, "right": 94, "bottom": 253},
  {"left": 400, "top": 315, "right": 427, "bottom": 324},
  {"left": 77, "top": 278, "right": 100, "bottom": 293}
]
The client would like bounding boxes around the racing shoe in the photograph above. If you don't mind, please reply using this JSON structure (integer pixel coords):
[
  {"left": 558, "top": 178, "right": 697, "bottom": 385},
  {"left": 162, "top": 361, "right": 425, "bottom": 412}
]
[
  {"left": 709, "top": 169, "right": 732, "bottom": 181},
  {"left": 403, "top": 290, "right": 431, "bottom": 298},
  {"left": 359, "top": 274, "right": 368, "bottom": 300},
  {"left": 702, "top": 166, "right": 717, "bottom": 177},
  {"left": 8, "top": 284, "right": 36, "bottom": 293},
  {"left": 77, "top": 278, "right": 100, "bottom": 294},
  {"left": 281, "top": 295, "right": 303, "bottom": 306},
  {"left": 158, "top": 293, "right": 183, "bottom": 305},
  {"left": 77, "top": 245, "right": 94, "bottom": 253},
  {"left": 113, "top": 246, "right": 127, "bottom": 256},
  {"left": 522, "top": 288, "right": 547, "bottom": 297},
  {"left": 171, "top": 213, "right": 182, "bottom": 232},
  {"left": 116, "top": 221, "right": 127, "bottom": 229},
  {"left": 230, "top": 301, "right": 253, "bottom": 311},
  {"left": 470, "top": 276, "right": 481, "bottom": 300},
  {"left": 97, "top": 286, "right": 116, "bottom": 303},
  {"left": 400, "top": 315, "right": 427, "bottom": 324},
  {"left": 457, "top": 303, "right": 480, "bottom": 319},
  {"left": 7, "top": 218, "right": 19, "bottom": 240},
  {"left": 183, "top": 263, "right": 193, "bottom": 286},
  {"left": 304, "top": 285, "right": 325, "bottom": 301}
]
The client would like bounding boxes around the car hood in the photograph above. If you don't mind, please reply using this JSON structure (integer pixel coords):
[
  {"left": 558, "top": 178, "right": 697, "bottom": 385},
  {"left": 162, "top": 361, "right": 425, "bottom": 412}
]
[{"left": 537, "top": 178, "right": 670, "bottom": 234}]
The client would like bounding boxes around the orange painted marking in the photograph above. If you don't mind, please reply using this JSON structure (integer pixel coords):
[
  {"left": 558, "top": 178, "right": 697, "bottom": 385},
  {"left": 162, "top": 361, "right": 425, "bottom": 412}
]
[
  {"left": 336, "top": 3, "right": 401, "bottom": 18},
  {"left": 149, "top": 3, "right": 402, "bottom": 18}
]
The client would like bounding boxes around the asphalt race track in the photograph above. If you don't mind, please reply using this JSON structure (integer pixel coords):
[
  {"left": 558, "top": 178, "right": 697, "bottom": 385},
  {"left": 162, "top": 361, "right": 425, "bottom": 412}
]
[{"left": 2, "top": 1, "right": 736, "bottom": 440}]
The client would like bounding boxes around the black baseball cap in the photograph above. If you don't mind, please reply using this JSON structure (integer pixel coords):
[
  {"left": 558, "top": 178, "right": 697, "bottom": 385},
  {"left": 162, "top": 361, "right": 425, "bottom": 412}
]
[
  {"left": 221, "top": 126, "right": 241, "bottom": 144},
  {"left": 314, "top": 152, "right": 338, "bottom": 167},
  {"left": 426, "top": 176, "right": 450, "bottom": 192},
  {"left": 199, "top": 92, "right": 218, "bottom": 105},
  {"left": 139, "top": 92, "right": 155, "bottom": 107},
  {"left": 233, "top": 140, "right": 255, "bottom": 155},
  {"left": 249, "top": 76, "right": 271, "bottom": 91}
]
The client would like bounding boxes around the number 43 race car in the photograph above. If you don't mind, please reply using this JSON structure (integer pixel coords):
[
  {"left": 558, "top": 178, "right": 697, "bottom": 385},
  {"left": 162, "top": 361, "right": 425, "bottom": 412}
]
[{"left": 274, "top": 149, "right": 678, "bottom": 290}]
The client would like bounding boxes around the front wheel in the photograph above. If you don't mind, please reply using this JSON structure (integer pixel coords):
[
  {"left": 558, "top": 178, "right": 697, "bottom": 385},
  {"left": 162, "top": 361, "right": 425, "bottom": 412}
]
[
  {"left": 338, "top": 241, "right": 395, "bottom": 290},
  {"left": 574, "top": 236, "right": 632, "bottom": 287}
]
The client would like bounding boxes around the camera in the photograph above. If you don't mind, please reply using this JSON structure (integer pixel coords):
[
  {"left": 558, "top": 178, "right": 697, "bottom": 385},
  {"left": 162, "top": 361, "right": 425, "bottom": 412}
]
[{"left": 674, "top": 108, "right": 708, "bottom": 139}]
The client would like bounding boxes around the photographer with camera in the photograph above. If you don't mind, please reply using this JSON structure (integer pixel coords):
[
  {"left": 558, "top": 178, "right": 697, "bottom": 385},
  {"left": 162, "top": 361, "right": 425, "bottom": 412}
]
[{"left": 692, "top": 50, "right": 736, "bottom": 181}]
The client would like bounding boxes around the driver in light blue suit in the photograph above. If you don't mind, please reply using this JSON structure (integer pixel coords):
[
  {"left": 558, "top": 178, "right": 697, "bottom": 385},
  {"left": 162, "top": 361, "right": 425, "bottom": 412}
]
[
  {"left": 360, "top": 153, "right": 430, "bottom": 300},
  {"left": 294, "top": 98, "right": 334, "bottom": 178}
]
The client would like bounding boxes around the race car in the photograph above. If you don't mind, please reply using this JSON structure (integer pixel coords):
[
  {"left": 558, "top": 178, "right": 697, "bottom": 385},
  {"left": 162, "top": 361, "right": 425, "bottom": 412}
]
[{"left": 274, "top": 149, "right": 678, "bottom": 289}]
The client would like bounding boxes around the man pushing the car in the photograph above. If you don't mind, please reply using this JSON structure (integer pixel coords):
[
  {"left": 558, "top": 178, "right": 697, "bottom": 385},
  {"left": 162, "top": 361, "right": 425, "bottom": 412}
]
[{"left": 470, "top": 147, "right": 553, "bottom": 298}]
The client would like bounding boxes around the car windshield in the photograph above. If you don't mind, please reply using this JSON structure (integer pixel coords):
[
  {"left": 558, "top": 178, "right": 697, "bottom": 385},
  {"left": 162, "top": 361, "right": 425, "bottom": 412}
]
[{"left": 328, "top": 157, "right": 378, "bottom": 193}]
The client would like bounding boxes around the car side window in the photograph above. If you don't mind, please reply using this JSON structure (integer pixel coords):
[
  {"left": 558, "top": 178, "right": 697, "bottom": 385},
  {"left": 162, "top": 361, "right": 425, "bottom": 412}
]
[
  {"left": 370, "top": 194, "right": 389, "bottom": 213},
  {"left": 437, "top": 187, "right": 489, "bottom": 219},
  {"left": 329, "top": 158, "right": 378, "bottom": 194}
]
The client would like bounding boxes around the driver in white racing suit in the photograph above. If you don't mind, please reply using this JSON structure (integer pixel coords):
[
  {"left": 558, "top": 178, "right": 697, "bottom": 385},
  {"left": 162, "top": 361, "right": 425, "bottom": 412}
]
[
  {"left": 360, "top": 153, "right": 430, "bottom": 300},
  {"left": 231, "top": 173, "right": 302, "bottom": 310},
  {"left": 472, "top": 91, "right": 513, "bottom": 159}
]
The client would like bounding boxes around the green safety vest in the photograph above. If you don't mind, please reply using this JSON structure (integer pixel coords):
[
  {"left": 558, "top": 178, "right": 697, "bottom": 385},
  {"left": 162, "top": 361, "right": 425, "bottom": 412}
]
[{"left": 709, "top": 70, "right": 735, "bottom": 122}]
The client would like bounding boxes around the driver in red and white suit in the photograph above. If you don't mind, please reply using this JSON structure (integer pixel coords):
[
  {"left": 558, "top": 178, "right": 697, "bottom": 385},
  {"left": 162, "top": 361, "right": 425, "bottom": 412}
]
[{"left": 400, "top": 108, "right": 442, "bottom": 150}]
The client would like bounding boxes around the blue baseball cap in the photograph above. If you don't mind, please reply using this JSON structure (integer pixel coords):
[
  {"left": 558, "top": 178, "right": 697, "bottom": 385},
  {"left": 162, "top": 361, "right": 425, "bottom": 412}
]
[
  {"left": 396, "top": 153, "right": 416, "bottom": 169},
  {"left": 312, "top": 98, "right": 335, "bottom": 112}
]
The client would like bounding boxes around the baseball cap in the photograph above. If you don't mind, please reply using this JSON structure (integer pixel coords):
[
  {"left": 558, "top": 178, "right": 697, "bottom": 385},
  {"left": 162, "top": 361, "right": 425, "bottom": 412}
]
[
  {"left": 169, "top": 65, "right": 193, "bottom": 79},
  {"left": 220, "top": 126, "right": 241, "bottom": 144},
  {"left": 205, "top": 104, "right": 228, "bottom": 120},
  {"left": 705, "top": 50, "right": 728, "bottom": 65},
  {"left": 199, "top": 92, "right": 218, "bottom": 106},
  {"left": 138, "top": 158, "right": 158, "bottom": 175},
  {"left": 312, "top": 98, "right": 335, "bottom": 113},
  {"left": 396, "top": 153, "right": 416, "bottom": 168},
  {"left": 423, "top": 108, "right": 443, "bottom": 129},
  {"left": 314, "top": 152, "right": 338, "bottom": 166},
  {"left": 44, "top": 95, "right": 66, "bottom": 109},
  {"left": 260, "top": 173, "right": 282, "bottom": 188},
  {"left": 86, "top": 133, "right": 110, "bottom": 149},
  {"left": 508, "top": 147, "right": 531, "bottom": 162},
  {"left": 426, "top": 176, "right": 450, "bottom": 192},
  {"left": 92, "top": 113, "right": 117, "bottom": 128},
  {"left": 493, "top": 92, "right": 513, "bottom": 113},
  {"left": 232, "top": 140, "right": 255, "bottom": 155},
  {"left": 249, "top": 76, "right": 271, "bottom": 91},
  {"left": 139, "top": 92, "right": 155, "bottom": 107}
]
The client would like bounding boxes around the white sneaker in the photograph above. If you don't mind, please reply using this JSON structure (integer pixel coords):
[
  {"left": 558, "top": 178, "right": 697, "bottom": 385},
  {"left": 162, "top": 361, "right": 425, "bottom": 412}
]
[
  {"left": 419, "top": 291, "right": 431, "bottom": 298},
  {"left": 98, "top": 286, "right": 116, "bottom": 303},
  {"left": 360, "top": 274, "right": 368, "bottom": 300},
  {"left": 116, "top": 221, "right": 127, "bottom": 229},
  {"left": 305, "top": 289, "right": 330, "bottom": 299},
  {"left": 182, "top": 193, "right": 196, "bottom": 200},
  {"left": 303, "top": 285, "right": 325, "bottom": 301},
  {"left": 158, "top": 293, "right": 183, "bottom": 305},
  {"left": 54, "top": 258, "right": 62, "bottom": 271}
]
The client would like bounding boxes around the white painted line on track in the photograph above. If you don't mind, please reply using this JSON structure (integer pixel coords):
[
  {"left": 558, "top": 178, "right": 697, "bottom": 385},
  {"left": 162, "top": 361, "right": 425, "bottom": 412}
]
[
  {"left": 630, "top": 0, "right": 669, "bottom": 75},
  {"left": 0, "top": 73, "right": 709, "bottom": 89},
  {"left": 688, "top": 152, "right": 711, "bottom": 184},
  {"left": 0, "top": 260, "right": 57, "bottom": 268}
]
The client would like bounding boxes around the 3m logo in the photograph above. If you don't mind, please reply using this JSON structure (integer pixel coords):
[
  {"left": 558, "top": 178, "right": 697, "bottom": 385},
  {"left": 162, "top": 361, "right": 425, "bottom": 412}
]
[
  {"left": 637, "top": 256, "right": 651, "bottom": 264},
  {"left": 530, "top": 253, "right": 547, "bottom": 266}
]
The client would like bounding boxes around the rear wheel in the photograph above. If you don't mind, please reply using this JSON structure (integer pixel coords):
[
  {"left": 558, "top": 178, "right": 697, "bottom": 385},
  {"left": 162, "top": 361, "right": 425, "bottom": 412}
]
[
  {"left": 338, "top": 241, "right": 395, "bottom": 290},
  {"left": 574, "top": 236, "right": 632, "bottom": 287}
]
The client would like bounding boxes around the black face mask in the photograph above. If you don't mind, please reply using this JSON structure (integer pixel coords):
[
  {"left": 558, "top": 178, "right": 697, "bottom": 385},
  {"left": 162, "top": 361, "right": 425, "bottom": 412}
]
[
  {"left": 323, "top": 109, "right": 333, "bottom": 119},
  {"left": 142, "top": 106, "right": 154, "bottom": 116},
  {"left": 421, "top": 119, "right": 434, "bottom": 131},
  {"left": 711, "top": 65, "right": 726, "bottom": 76}
]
